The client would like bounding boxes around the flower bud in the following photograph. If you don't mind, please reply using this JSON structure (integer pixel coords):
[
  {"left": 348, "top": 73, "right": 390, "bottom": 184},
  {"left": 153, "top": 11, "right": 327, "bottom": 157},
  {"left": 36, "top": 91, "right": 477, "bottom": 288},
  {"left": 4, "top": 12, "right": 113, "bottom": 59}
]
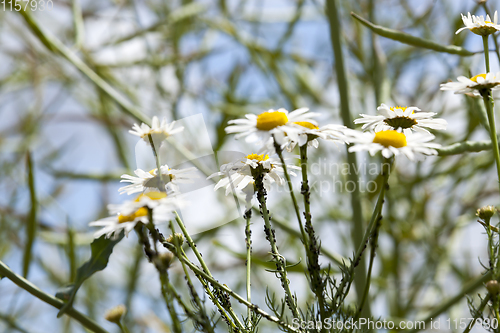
[
  {"left": 477, "top": 205, "right": 496, "bottom": 221},
  {"left": 104, "top": 304, "right": 126, "bottom": 323},
  {"left": 166, "top": 232, "right": 184, "bottom": 245},
  {"left": 155, "top": 251, "right": 174, "bottom": 270},
  {"left": 486, "top": 280, "right": 500, "bottom": 295}
]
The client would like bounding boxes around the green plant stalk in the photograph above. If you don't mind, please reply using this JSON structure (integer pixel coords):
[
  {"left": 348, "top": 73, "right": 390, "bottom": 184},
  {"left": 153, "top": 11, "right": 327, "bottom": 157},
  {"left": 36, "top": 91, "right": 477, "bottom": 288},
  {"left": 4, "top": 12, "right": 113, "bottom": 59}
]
[
  {"left": 148, "top": 134, "right": 164, "bottom": 190},
  {"left": 116, "top": 322, "right": 130, "bottom": 333},
  {"left": 23, "top": 151, "right": 37, "bottom": 278},
  {"left": 159, "top": 271, "right": 182, "bottom": 333},
  {"left": 299, "top": 144, "right": 327, "bottom": 328},
  {"left": 173, "top": 213, "right": 245, "bottom": 331},
  {"left": 356, "top": 160, "right": 391, "bottom": 317},
  {"left": 463, "top": 295, "right": 491, "bottom": 333},
  {"left": 244, "top": 210, "right": 252, "bottom": 328},
  {"left": 483, "top": 36, "right": 491, "bottom": 73},
  {"left": 481, "top": 91, "right": 500, "bottom": 195},
  {"left": 335, "top": 161, "right": 391, "bottom": 309},
  {"left": 326, "top": 0, "right": 369, "bottom": 318},
  {"left": 253, "top": 172, "right": 301, "bottom": 320},
  {"left": 0, "top": 260, "right": 108, "bottom": 333},
  {"left": 350, "top": 12, "right": 474, "bottom": 56},
  {"left": 273, "top": 138, "right": 308, "bottom": 249},
  {"left": 161, "top": 241, "right": 300, "bottom": 332},
  {"left": 167, "top": 221, "right": 215, "bottom": 333},
  {"left": 145, "top": 214, "right": 183, "bottom": 333}
]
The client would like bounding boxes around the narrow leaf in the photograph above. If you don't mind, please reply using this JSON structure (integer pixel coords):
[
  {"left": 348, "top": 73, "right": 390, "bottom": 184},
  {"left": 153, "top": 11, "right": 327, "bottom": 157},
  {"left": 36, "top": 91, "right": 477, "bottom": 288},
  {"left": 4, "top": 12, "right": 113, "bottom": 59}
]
[
  {"left": 57, "top": 233, "right": 123, "bottom": 317},
  {"left": 22, "top": 151, "right": 37, "bottom": 278},
  {"left": 351, "top": 12, "right": 475, "bottom": 56}
]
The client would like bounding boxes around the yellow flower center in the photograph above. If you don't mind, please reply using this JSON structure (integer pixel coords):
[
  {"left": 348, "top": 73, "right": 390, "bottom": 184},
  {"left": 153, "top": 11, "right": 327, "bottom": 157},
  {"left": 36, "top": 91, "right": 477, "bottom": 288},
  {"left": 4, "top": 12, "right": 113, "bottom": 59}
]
[
  {"left": 246, "top": 154, "right": 269, "bottom": 161},
  {"left": 117, "top": 192, "right": 167, "bottom": 223},
  {"left": 389, "top": 106, "right": 407, "bottom": 112},
  {"left": 485, "top": 21, "right": 493, "bottom": 24},
  {"left": 256, "top": 111, "right": 288, "bottom": 131},
  {"left": 294, "top": 121, "right": 318, "bottom": 130},
  {"left": 372, "top": 130, "right": 407, "bottom": 148},
  {"left": 470, "top": 74, "right": 487, "bottom": 82},
  {"left": 146, "top": 169, "right": 173, "bottom": 188}
]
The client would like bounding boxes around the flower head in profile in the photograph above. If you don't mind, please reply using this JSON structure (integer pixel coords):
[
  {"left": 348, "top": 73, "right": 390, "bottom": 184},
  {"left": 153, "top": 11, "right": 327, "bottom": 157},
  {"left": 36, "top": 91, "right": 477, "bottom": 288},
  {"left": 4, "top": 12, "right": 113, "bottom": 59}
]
[
  {"left": 89, "top": 191, "right": 182, "bottom": 239},
  {"left": 354, "top": 104, "right": 447, "bottom": 136},
  {"left": 282, "top": 122, "right": 348, "bottom": 150},
  {"left": 130, "top": 116, "right": 184, "bottom": 145},
  {"left": 119, "top": 165, "right": 198, "bottom": 195},
  {"left": 440, "top": 73, "right": 500, "bottom": 96},
  {"left": 456, "top": 11, "right": 500, "bottom": 36},
  {"left": 344, "top": 129, "right": 440, "bottom": 160},
  {"left": 225, "top": 108, "right": 319, "bottom": 145},
  {"left": 207, "top": 153, "right": 299, "bottom": 209}
]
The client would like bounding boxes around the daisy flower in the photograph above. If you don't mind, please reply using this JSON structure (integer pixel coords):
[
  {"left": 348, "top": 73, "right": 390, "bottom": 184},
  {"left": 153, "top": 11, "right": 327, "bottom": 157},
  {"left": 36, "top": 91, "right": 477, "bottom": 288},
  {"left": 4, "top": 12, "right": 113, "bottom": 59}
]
[
  {"left": 89, "top": 191, "right": 182, "bottom": 239},
  {"left": 130, "top": 116, "right": 184, "bottom": 145},
  {"left": 285, "top": 122, "right": 348, "bottom": 149},
  {"left": 456, "top": 11, "right": 500, "bottom": 36},
  {"left": 440, "top": 73, "right": 500, "bottom": 96},
  {"left": 354, "top": 104, "right": 447, "bottom": 136},
  {"left": 207, "top": 153, "right": 299, "bottom": 209},
  {"left": 225, "top": 108, "right": 319, "bottom": 145},
  {"left": 344, "top": 129, "right": 440, "bottom": 160},
  {"left": 119, "top": 165, "right": 198, "bottom": 195}
]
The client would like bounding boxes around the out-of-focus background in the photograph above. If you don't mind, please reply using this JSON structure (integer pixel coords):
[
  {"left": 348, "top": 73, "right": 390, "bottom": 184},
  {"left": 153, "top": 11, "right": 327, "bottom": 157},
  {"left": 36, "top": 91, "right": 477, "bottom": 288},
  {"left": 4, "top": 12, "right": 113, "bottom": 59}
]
[{"left": 1, "top": 0, "right": 499, "bottom": 332}]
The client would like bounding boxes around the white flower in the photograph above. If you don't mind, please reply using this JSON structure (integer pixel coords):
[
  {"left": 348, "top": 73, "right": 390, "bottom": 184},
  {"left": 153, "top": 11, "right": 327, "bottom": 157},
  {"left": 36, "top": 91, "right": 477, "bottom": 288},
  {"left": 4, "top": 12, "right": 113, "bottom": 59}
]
[
  {"left": 286, "top": 122, "right": 348, "bottom": 149},
  {"left": 89, "top": 192, "right": 182, "bottom": 239},
  {"left": 130, "top": 116, "right": 184, "bottom": 145},
  {"left": 119, "top": 165, "right": 198, "bottom": 195},
  {"left": 344, "top": 129, "right": 440, "bottom": 160},
  {"left": 456, "top": 11, "right": 500, "bottom": 36},
  {"left": 354, "top": 104, "right": 447, "bottom": 136},
  {"left": 207, "top": 153, "right": 299, "bottom": 209},
  {"left": 440, "top": 73, "right": 500, "bottom": 96},
  {"left": 225, "top": 108, "right": 319, "bottom": 145}
]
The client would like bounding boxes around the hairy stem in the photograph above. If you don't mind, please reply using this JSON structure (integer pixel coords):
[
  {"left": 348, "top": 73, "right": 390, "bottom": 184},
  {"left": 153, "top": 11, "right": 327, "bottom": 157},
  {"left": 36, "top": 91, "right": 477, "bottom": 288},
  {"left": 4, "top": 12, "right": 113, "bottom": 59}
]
[
  {"left": 253, "top": 171, "right": 301, "bottom": 321},
  {"left": 481, "top": 90, "right": 500, "bottom": 195},
  {"left": 244, "top": 209, "right": 253, "bottom": 328},
  {"left": 299, "top": 144, "right": 327, "bottom": 328}
]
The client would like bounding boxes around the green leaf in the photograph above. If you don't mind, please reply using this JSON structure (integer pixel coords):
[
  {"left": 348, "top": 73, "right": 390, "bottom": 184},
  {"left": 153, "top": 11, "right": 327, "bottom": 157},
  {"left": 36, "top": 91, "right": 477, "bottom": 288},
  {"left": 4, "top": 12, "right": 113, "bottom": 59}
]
[
  {"left": 351, "top": 12, "right": 475, "bottom": 56},
  {"left": 56, "top": 233, "right": 124, "bottom": 317},
  {"left": 22, "top": 151, "right": 37, "bottom": 278}
]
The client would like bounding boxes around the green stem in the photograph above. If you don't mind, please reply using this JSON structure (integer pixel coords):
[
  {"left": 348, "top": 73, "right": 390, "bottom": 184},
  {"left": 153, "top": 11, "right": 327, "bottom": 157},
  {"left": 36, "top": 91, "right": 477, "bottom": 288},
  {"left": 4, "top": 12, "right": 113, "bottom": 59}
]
[
  {"left": 253, "top": 172, "right": 301, "bottom": 321},
  {"left": 244, "top": 210, "right": 253, "bottom": 328},
  {"left": 335, "top": 160, "right": 391, "bottom": 311},
  {"left": 161, "top": 241, "right": 300, "bottom": 332},
  {"left": 326, "top": 0, "right": 369, "bottom": 318},
  {"left": 463, "top": 295, "right": 491, "bottom": 333},
  {"left": 299, "top": 144, "right": 327, "bottom": 329},
  {"left": 117, "top": 322, "right": 130, "bottom": 333},
  {"left": 481, "top": 91, "right": 500, "bottom": 195},
  {"left": 167, "top": 221, "right": 215, "bottom": 333},
  {"left": 355, "top": 160, "right": 391, "bottom": 319},
  {"left": 173, "top": 212, "right": 246, "bottom": 331},
  {"left": 483, "top": 35, "right": 491, "bottom": 73},
  {"left": 273, "top": 137, "right": 308, "bottom": 249},
  {"left": 148, "top": 134, "right": 164, "bottom": 190},
  {"left": 0, "top": 260, "right": 108, "bottom": 333}
]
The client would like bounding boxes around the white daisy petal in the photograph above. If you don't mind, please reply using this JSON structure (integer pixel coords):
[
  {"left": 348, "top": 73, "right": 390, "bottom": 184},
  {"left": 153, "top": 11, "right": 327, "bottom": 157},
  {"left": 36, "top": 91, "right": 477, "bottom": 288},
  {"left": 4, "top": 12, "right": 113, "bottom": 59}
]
[
  {"left": 344, "top": 129, "right": 440, "bottom": 160},
  {"left": 354, "top": 104, "right": 447, "bottom": 135}
]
